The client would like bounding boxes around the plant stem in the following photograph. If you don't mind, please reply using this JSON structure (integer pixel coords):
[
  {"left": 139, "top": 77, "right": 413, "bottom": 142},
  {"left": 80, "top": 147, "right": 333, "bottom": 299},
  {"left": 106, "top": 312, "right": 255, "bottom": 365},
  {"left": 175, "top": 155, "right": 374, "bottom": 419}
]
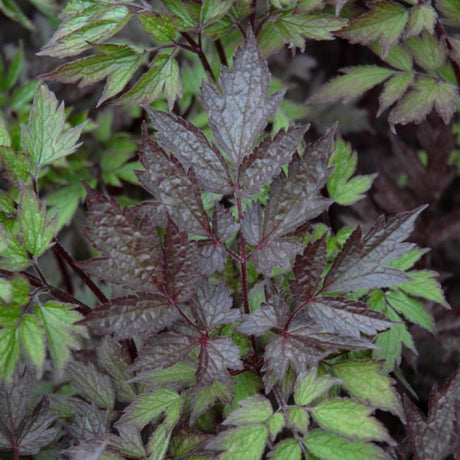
[
  {"left": 214, "top": 39, "right": 228, "bottom": 67},
  {"left": 52, "top": 239, "right": 109, "bottom": 304},
  {"left": 235, "top": 194, "right": 250, "bottom": 315}
]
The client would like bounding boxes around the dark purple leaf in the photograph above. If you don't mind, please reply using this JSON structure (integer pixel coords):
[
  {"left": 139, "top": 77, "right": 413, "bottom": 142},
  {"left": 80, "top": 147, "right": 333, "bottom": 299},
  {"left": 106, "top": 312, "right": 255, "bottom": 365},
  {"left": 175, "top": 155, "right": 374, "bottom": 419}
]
[
  {"left": 404, "top": 368, "right": 460, "bottom": 460},
  {"left": 324, "top": 207, "right": 425, "bottom": 292},
  {"left": 137, "top": 134, "right": 211, "bottom": 236},
  {"left": 145, "top": 107, "right": 231, "bottom": 194},
  {"left": 307, "top": 297, "right": 393, "bottom": 338},
  {"left": 239, "top": 126, "right": 308, "bottom": 197},
  {"left": 68, "top": 400, "right": 110, "bottom": 441},
  {"left": 80, "top": 188, "right": 164, "bottom": 292},
  {"left": 190, "top": 281, "right": 240, "bottom": 330},
  {"left": 201, "top": 30, "right": 284, "bottom": 166},
  {"left": 81, "top": 295, "right": 178, "bottom": 339},
  {"left": 133, "top": 200, "right": 167, "bottom": 227},
  {"left": 290, "top": 236, "right": 328, "bottom": 302},
  {"left": 196, "top": 336, "right": 243, "bottom": 387}
]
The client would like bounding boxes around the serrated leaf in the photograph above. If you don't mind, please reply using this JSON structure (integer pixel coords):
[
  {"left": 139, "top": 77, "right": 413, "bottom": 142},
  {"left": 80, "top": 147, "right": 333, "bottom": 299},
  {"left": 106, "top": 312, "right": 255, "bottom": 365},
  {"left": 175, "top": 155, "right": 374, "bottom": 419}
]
[
  {"left": 0, "top": 326, "right": 20, "bottom": 381},
  {"left": 324, "top": 207, "right": 423, "bottom": 292},
  {"left": 240, "top": 125, "right": 307, "bottom": 197},
  {"left": 308, "top": 66, "right": 394, "bottom": 104},
  {"left": 21, "top": 84, "right": 85, "bottom": 167},
  {"left": 39, "top": 4, "right": 131, "bottom": 57},
  {"left": 339, "top": 1, "right": 409, "bottom": 57},
  {"left": 109, "top": 424, "right": 145, "bottom": 459},
  {"left": 0, "top": 0, "right": 33, "bottom": 29},
  {"left": 405, "top": 5, "right": 436, "bottom": 37},
  {"left": 378, "top": 71, "right": 414, "bottom": 116},
  {"left": 34, "top": 302, "right": 85, "bottom": 372},
  {"left": 386, "top": 290, "right": 435, "bottom": 331},
  {"left": 97, "top": 337, "right": 136, "bottom": 403},
  {"left": 273, "top": 14, "right": 346, "bottom": 50},
  {"left": 5, "top": 42, "right": 23, "bottom": 90},
  {"left": 18, "top": 188, "right": 56, "bottom": 257},
  {"left": 389, "top": 77, "right": 460, "bottom": 127},
  {"left": 332, "top": 360, "right": 404, "bottom": 419},
  {"left": 117, "top": 54, "right": 181, "bottom": 109},
  {"left": 327, "top": 138, "right": 375, "bottom": 205},
  {"left": 138, "top": 136, "right": 211, "bottom": 236},
  {"left": 311, "top": 398, "right": 391, "bottom": 442},
  {"left": 43, "top": 44, "right": 145, "bottom": 107},
  {"left": 207, "top": 424, "right": 268, "bottom": 460},
  {"left": 435, "top": 0, "right": 460, "bottom": 25},
  {"left": 145, "top": 107, "right": 231, "bottom": 194},
  {"left": 288, "top": 406, "right": 310, "bottom": 433},
  {"left": 19, "top": 314, "right": 45, "bottom": 375},
  {"left": 305, "top": 430, "right": 389, "bottom": 460},
  {"left": 224, "top": 396, "right": 273, "bottom": 426},
  {"left": 191, "top": 381, "right": 232, "bottom": 422},
  {"left": 308, "top": 297, "right": 393, "bottom": 338},
  {"left": 147, "top": 423, "right": 171, "bottom": 460},
  {"left": 138, "top": 13, "right": 175, "bottom": 42},
  {"left": 370, "top": 43, "right": 413, "bottom": 71},
  {"left": 66, "top": 361, "right": 115, "bottom": 409},
  {"left": 294, "top": 367, "right": 341, "bottom": 406},
  {"left": 201, "top": 30, "right": 283, "bottom": 166},
  {"left": 405, "top": 32, "right": 446, "bottom": 71},
  {"left": 399, "top": 270, "right": 448, "bottom": 306},
  {"left": 119, "top": 389, "right": 181, "bottom": 429},
  {"left": 200, "top": 0, "right": 233, "bottom": 25},
  {"left": 269, "top": 439, "right": 302, "bottom": 460}
]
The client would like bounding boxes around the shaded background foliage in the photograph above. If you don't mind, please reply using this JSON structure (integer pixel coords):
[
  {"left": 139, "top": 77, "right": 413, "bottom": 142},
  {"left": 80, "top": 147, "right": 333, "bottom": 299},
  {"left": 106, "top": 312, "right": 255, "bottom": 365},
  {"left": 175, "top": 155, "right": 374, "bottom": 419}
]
[{"left": 0, "top": 0, "right": 459, "bottom": 458}]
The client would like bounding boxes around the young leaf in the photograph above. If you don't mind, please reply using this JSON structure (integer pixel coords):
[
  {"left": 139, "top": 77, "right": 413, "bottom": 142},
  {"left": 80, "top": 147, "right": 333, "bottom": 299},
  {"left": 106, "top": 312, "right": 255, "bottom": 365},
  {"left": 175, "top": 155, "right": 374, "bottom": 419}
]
[
  {"left": 200, "top": 30, "right": 283, "bottom": 166},
  {"left": 269, "top": 439, "right": 302, "bottom": 460},
  {"left": 324, "top": 207, "right": 424, "bottom": 292},
  {"left": 305, "top": 430, "right": 389, "bottom": 460},
  {"left": 398, "top": 270, "right": 448, "bottom": 306},
  {"left": 34, "top": 302, "right": 86, "bottom": 372},
  {"left": 378, "top": 71, "right": 414, "bottom": 116},
  {"left": 138, "top": 12, "right": 176, "bottom": 42},
  {"left": 19, "top": 314, "right": 46, "bottom": 375},
  {"left": 308, "top": 66, "right": 394, "bottom": 104},
  {"left": 294, "top": 367, "right": 341, "bottom": 406},
  {"left": 405, "top": 5, "right": 436, "bottom": 37},
  {"left": 21, "top": 84, "right": 85, "bottom": 167},
  {"left": 311, "top": 398, "right": 392, "bottom": 442},
  {"left": 42, "top": 43, "right": 145, "bottom": 107},
  {"left": 327, "top": 138, "right": 376, "bottom": 205},
  {"left": 223, "top": 396, "right": 273, "bottom": 425},
  {"left": 339, "top": 1, "right": 409, "bottom": 57},
  {"left": 434, "top": 0, "right": 460, "bottom": 25},
  {"left": 0, "top": 326, "right": 20, "bottom": 381},
  {"left": 190, "top": 381, "right": 232, "bottom": 422},
  {"left": 405, "top": 33, "right": 446, "bottom": 71},
  {"left": 389, "top": 77, "right": 460, "bottom": 127},
  {"left": 332, "top": 360, "right": 404, "bottom": 419},
  {"left": 116, "top": 53, "right": 181, "bottom": 109}
]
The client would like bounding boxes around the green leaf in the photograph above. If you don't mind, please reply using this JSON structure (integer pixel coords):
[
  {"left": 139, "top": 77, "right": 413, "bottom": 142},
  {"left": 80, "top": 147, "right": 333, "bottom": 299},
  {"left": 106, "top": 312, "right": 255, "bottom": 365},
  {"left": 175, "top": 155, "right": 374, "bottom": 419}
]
[
  {"left": 294, "top": 368, "right": 341, "bottom": 406},
  {"left": 191, "top": 381, "right": 232, "bottom": 422},
  {"left": 386, "top": 290, "right": 435, "bottom": 331},
  {"left": 389, "top": 77, "right": 460, "bottom": 127},
  {"left": 387, "top": 249, "right": 424, "bottom": 271},
  {"left": 34, "top": 301, "right": 85, "bottom": 372},
  {"left": 378, "top": 71, "right": 414, "bottom": 116},
  {"left": 19, "top": 314, "right": 46, "bottom": 374},
  {"left": 116, "top": 54, "right": 181, "bottom": 110},
  {"left": 18, "top": 188, "right": 56, "bottom": 257},
  {"left": 0, "top": 236, "right": 29, "bottom": 271},
  {"left": 435, "top": 0, "right": 460, "bottom": 25},
  {"left": 11, "top": 80, "right": 40, "bottom": 113},
  {"left": 161, "top": 0, "right": 195, "bottom": 30},
  {"left": 309, "top": 66, "right": 394, "bottom": 104},
  {"left": 38, "top": 4, "right": 131, "bottom": 57},
  {"left": 0, "top": 115, "right": 11, "bottom": 147},
  {"left": 119, "top": 388, "right": 181, "bottom": 429},
  {"left": 206, "top": 424, "right": 268, "bottom": 460},
  {"left": 0, "top": 306, "right": 21, "bottom": 327},
  {"left": 147, "top": 423, "right": 171, "bottom": 460},
  {"left": 399, "top": 270, "right": 448, "bottom": 306},
  {"left": 224, "top": 396, "right": 273, "bottom": 425},
  {"left": 405, "top": 32, "right": 446, "bottom": 71},
  {"left": 5, "top": 42, "right": 23, "bottom": 90},
  {"left": 268, "top": 412, "right": 285, "bottom": 440},
  {"left": 311, "top": 399, "right": 391, "bottom": 442},
  {"left": 327, "top": 138, "right": 375, "bottom": 205},
  {"left": 0, "top": 326, "right": 20, "bottom": 381},
  {"left": 200, "top": 0, "right": 234, "bottom": 25},
  {"left": 138, "top": 13, "right": 176, "bottom": 42},
  {"left": 21, "top": 84, "right": 85, "bottom": 167},
  {"left": 43, "top": 44, "right": 146, "bottom": 107},
  {"left": 405, "top": 5, "right": 436, "bottom": 37},
  {"left": 305, "top": 430, "right": 389, "bottom": 460},
  {"left": 47, "top": 184, "right": 87, "bottom": 231},
  {"left": 339, "top": 1, "right": 409, "bottom": 57},
  {"left": 0, "top": 147, "right": 32, "bottom": 183},
  {"left": 0, "top": 278, "right": 12, "bottom": 302},
  {"left": 288, "top": 406, "right": 310, "bottom": 433},
  {"left": 273, "top": 14, "right": 346, "bottom": 51},
  {"left": 0, "top": 0, "right": 33, "bottom": 29},
  {"left": 332, "top": 360, "right": 404, "bottom": 419},
  {"left": 370, "top": 43, "right": 413, "bottom": 71},
  {"left": 269, "top": 439, "right": 302, "bottom": 460}
]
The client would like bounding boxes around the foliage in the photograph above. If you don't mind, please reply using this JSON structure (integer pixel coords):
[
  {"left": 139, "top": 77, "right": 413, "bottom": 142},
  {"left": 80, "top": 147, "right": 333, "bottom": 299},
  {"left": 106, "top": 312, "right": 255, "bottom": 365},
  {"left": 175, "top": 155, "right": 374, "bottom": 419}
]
[{"left": 0, "top": 1, "right": 458, "bottom": 459}]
